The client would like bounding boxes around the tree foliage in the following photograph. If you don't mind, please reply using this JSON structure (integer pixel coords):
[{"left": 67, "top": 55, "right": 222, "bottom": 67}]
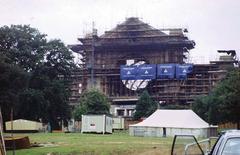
[
  {"left": 159, "top": 104, "right": 188, "bottom": 109},
  {"left": 0, "top": 60, "right": 29, "bottom": 121},
  {"left": 0, "top": 25, "right": 76, "bottom": 130},
  {"left": 0, "top": 25, "right": 46, "bottom": 71},
  {"left": 17, "top": 89, "right": 45, "bottom": 120},
  {"left": 73, "top": 89, "right": 110, "bottom": 121},
  {"left": 133, "top": 90, "right": 157, "bottom": 120},
  {"left": 193, "top": 68, "right": 240, "bottom": 128}
]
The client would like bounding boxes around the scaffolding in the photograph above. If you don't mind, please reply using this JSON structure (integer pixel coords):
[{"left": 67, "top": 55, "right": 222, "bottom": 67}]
[{"left": 69, "top": 17, "right": 233, "bottom": 111}]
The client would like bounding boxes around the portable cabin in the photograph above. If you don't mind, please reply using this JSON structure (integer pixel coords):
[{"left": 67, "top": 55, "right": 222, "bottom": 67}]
[
  {"left": 81, "top": 115, "right": 112, "bottom": 134},
  {"left": 112, "top": 117, "right": 125, "bottom": 130}
]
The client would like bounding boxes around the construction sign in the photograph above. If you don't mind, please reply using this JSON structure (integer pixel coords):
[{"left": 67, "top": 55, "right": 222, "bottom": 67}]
[
  {"left": 120, "top": 65, "right": 137, "bottom": 80},
  {"left": 157, "top": 64, "right": 175, "bottom": 79},
  {"left": 120, "top": 64, "right": 193, "bottom": 80},
  {"left": 176, "top": 64, "right": 193, "bottom": 79},
  {"left": 136, "top": 64, "right": 156, "bottom": 80}
]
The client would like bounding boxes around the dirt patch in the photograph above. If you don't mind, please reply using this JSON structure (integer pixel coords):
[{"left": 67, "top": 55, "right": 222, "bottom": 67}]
[
  {"left": 31, "top": 142, "right": 59, "bottom": 148},
  {"left": 132, "top": 147, "right": 170, "bottom": 155},
  {"left": 136, "top": 149, "right": 169, "bottom": 155}
]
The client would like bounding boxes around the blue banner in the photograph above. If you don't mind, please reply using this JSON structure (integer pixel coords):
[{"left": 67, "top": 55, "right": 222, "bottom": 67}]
[
  {"left": 120, "top": 64, "right": 193, "bottom": 80},
  {"left": 176, "top": 64, "right": 193, "bottom": 80},
  {"left": 157, "top": 64, "right": 175, "bottom": 79},
  {"left": 136, "top": 64, "right": 156, "bottom": 80},
  {"left": 120, "top": 65, "right": 137, "bottom": 80}
]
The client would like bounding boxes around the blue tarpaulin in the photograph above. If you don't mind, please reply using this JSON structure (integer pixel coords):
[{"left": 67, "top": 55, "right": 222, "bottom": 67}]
[
  {"left": 120, "top": 65, "right": 137, "bottom": 80},
  {"left": 157, "top": 64, "right": 175, "bottom": 79},
  {"left": 121, "top": 64, "right": 193, "bottom": 80},
  {"left": 176, "top": 64, "right": 193, "bottom": 80},
  {"left": 136, "top": 64, "right": 156, "bottom": 80}
]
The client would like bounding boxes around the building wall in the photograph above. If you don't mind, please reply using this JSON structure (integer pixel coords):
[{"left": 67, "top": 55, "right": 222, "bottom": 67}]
[
  {"left": 92, "top": 48, "right": 181, "bottom": 98},
  {"left": 69, "top": 18, "right": 229, "bottom": 111},
  {"left": 92, "top": 48, "right": 185, "bottom": 69},
  {"left": 69, "top": 62, "right": 223, "bottom": 109},
  {"left": 110, "top": 104, "right": 136, "bottom": 117}
]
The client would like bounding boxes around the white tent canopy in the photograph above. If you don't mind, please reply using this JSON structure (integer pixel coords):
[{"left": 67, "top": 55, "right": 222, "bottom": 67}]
[
  {"left": 129, "top": 109, "right": 210, "bottom": 137},
  {"left": 5, "top": 119, "right": 43, "bottom": 131},
  {"left": 130, "top": 109, "right": 209, "bottom": 128}
]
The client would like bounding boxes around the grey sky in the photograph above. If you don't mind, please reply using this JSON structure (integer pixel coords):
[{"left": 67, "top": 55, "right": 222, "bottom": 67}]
[{"left": 1, "top": 0, "right": 240, "bottom": 63}]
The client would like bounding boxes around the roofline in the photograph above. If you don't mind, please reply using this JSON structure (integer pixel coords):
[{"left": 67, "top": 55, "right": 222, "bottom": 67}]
[{"left": 129, "top": 125, "right": 210, "bottom": 129}]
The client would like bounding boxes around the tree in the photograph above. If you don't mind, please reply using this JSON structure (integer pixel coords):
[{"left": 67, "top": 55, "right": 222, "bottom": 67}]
[
  {"left": 28, "top": 39, "right": 75, "bottom": 129},
  {"left": 216, "top": 69, "right": 240, "bottom": 128},
  {"left": 193, "top": 95, "right": 222, "bottom": 125},
  {"left": 0, "top": 60, "right": 29, "bottom": 122},
  {"left": 17, "top": 89, "right": 45, "bottom": 121},
  {"left": 193, "top": 68, "right": 240, "bottom": 128},
  {"left": 159, "top": 104, "right": 188, "bottom": 109},
  {"left": 73, "top": 104, "right": 87, "bottom": 121},
  {"left": 41, "top": 39, "right": 75, "bottom": 80},
  {"left": 43, "top": 80, "right": 71, "bottom": 129},
  {"left": 0, "top": 25, "right": 46, "bottom": 71},
  {"left": 0, "top": 25, "right": 76, "bottom": 130},
  {"left": 25, "top": 39, "right": 75, "bottom": 130},
  {"left": 73, "top": 89, "right": 110, "bottom": 120},
  {"left": 134, "top": 90, "right": 157, "bottom": 120}
]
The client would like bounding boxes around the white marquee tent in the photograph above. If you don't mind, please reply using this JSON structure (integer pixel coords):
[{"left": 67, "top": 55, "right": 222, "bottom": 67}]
[
  {"left": 5, "top": 119, "right": 43, "bottom": 132},
  {"left": 129, "top": 109, "right": 210, "bottom": 137}
]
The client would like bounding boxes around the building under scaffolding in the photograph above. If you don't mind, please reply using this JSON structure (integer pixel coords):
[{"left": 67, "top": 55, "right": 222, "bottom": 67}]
[{"left": 69, "top": 17, "right": 238, "bottom": 117}]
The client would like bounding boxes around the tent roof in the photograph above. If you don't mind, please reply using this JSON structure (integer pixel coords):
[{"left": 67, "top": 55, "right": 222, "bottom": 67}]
[
  {"left": 130, "top": 109, "right": 209, "bottom": 129},
  {"left": 5, "top": 119, "right": 41, "bottom": 124}
]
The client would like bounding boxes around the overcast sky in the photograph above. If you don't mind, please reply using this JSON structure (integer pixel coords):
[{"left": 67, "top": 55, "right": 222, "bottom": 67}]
[{"left": 1, "top": 0, "right": 240, "bottom": 63}]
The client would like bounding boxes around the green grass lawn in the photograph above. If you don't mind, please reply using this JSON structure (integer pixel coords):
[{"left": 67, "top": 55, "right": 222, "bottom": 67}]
[{"left": 6, "top": 131, "right": 173, "bottom": 155}]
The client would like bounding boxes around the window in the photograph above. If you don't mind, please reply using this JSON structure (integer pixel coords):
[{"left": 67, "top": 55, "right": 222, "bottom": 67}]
[
  {"left": 222, "top": 138, "right": 240, "bottom": 155},
  {"left": 117, "top": 109, "right": 124, "bottom": 116},
  {"left": 127, "top": 109, "right": 134, "bottom": 116}
]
